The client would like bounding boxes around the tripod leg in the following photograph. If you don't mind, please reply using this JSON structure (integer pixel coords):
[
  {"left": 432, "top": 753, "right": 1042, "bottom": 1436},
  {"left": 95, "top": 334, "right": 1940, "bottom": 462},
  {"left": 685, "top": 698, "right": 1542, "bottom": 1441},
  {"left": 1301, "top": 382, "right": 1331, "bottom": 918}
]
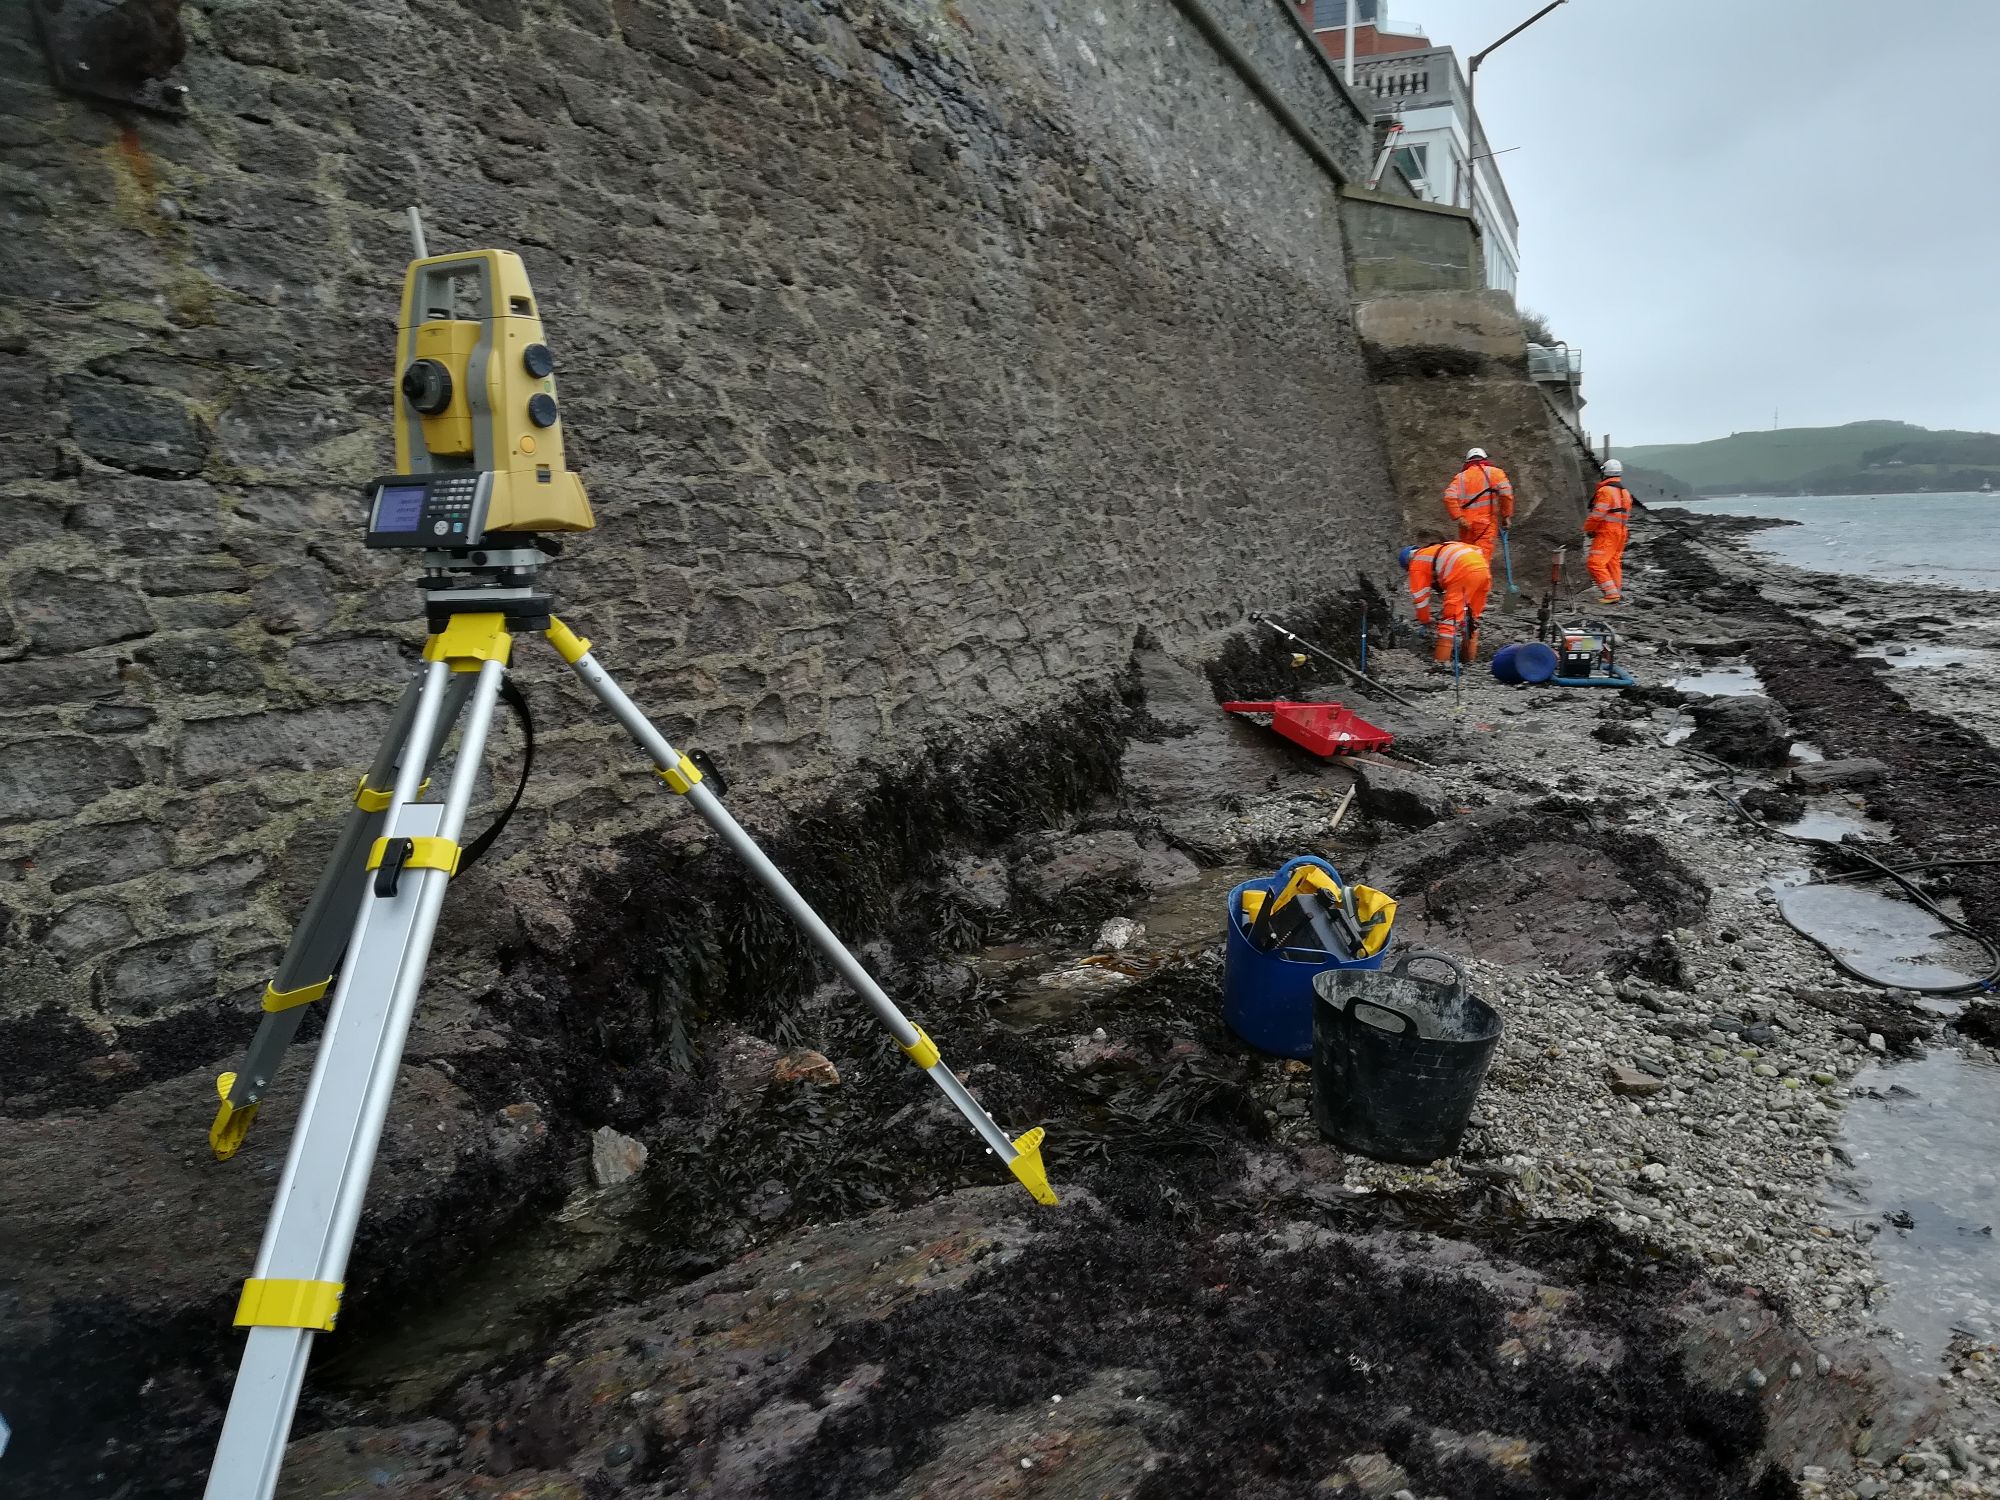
[
  {"left": 205, "top": 647, "right": 509, "bottom": 1500},
  {"left": 209, "top": 671, "right": 476, "bottom": 1159},
  {"left": 542, "top": 617, "right": 1056, "bottom": 1206}
]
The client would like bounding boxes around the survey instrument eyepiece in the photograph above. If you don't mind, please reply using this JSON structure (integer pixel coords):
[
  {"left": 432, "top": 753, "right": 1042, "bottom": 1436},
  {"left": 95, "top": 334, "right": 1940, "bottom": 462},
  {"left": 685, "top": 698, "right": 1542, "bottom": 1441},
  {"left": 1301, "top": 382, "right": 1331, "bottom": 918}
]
[{"left": 365, "top": 248, "right": 594, "bottom": 550}]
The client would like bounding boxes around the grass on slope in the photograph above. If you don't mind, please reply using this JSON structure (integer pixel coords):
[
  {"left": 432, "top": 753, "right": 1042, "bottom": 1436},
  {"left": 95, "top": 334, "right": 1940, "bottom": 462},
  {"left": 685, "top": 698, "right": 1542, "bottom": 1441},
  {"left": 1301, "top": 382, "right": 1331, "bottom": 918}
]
[{"left": 1618, "top": 420, "right": 1995, "bottom": 492}]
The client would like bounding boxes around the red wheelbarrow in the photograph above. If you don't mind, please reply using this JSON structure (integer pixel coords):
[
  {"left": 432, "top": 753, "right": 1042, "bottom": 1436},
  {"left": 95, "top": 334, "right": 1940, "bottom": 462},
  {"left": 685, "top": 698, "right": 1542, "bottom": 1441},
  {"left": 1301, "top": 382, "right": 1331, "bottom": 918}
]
[{"left": 1221, "top": 700, "right": 1394, "bottom": 757}]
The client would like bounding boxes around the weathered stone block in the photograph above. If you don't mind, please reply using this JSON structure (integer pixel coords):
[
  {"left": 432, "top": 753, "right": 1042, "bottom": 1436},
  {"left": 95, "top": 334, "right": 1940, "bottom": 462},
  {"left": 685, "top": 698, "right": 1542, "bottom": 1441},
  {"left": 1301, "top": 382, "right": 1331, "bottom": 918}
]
[
  {"left": 43, "top": 819, "right": 172, "bottom": 895},
  {"left": 0, "top": 654, "right": 124, "bottom": 708},
  {"left": 101, "top": 933, "right": 218, "bottom": 1014},
  {"left": 63, "top": 376, "right": 210, "bottom": 478},
  {"left": 176, "top": 704, "right": 386, "bottom": 784},
  {"left": 10, "top": 568, "right": 153, "bottom": 655},
  {"left": 136, "top": 635, "right": 264, "bottom": 696},
  {"left": 42, "top": 899, "right": 137, "bottom": 960},
  {"left": 0, "top": 738, "right": 143, "bottom": 823},
  {"left": 164, "top": 853, "right": 268, "bottom": 923}
]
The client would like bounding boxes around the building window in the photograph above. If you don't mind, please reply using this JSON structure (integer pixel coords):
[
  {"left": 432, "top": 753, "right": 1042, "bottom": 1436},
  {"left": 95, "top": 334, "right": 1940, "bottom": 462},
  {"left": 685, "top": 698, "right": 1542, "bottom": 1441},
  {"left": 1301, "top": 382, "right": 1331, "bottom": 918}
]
[
  {"left": 1391, "top": 143, "right": 1428, "bottom": 187},
  {"left": 1312, "top": 0, "right": 1381, "bottom": 25}
]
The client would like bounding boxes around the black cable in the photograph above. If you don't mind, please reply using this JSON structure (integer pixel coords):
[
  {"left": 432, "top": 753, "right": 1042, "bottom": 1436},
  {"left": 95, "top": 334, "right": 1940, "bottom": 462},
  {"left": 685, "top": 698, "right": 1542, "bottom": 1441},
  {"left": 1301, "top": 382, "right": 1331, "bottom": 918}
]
[
  {"left": 458, "top": 675, "right": 535, "bottom": 874},
  {"left": 1678, "top": 746, "right": 2000, "bottom": 995}
]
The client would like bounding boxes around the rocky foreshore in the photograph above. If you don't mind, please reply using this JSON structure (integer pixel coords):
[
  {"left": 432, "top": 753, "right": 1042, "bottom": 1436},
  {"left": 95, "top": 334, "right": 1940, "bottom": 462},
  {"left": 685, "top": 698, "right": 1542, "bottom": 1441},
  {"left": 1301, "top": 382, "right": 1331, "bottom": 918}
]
[{"left": 14, "top": 515, "right": 2000, "bottom": 1499}]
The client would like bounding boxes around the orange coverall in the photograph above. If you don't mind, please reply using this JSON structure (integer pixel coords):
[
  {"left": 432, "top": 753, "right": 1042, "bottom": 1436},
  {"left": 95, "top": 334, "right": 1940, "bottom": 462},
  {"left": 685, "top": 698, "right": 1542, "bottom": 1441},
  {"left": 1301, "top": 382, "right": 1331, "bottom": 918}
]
[
  {"left": 1442, "top": 460, "right": 1515, "bottom": 561},
  {"left": 1408, "top": 541, "right": 1492, "bottom": 663},
  {"left": 1585, "top": 476, "right": 1634, "bottom": 601}
]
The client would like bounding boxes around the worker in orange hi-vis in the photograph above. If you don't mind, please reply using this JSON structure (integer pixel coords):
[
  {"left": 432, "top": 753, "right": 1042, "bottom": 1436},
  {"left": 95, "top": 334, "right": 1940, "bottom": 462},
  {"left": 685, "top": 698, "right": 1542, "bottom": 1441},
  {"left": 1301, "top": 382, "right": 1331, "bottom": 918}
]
[
  {"left": 1585, "top": 459, "right": 1635, "bottom": 604},
  {"left": 1441, "top": 446, "right": 1515, "bottom": 562},
  {"left": 1401, "top": 540, "right": 1493, "bottom": 666}
]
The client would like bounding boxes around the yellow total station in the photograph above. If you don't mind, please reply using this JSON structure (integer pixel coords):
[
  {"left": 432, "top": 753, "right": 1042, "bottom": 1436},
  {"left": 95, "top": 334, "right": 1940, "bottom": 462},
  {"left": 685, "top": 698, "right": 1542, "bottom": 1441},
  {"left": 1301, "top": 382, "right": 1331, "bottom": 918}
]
[{"left": 393, "top": 249, "right": 595, "bottom": 536}]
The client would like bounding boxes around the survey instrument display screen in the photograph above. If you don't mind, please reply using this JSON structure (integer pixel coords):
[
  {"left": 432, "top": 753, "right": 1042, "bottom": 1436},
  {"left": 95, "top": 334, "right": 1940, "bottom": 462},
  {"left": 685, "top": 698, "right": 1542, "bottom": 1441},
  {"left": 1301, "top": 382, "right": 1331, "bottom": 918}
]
[
  {"left": 375, "top": 484, "right": 426, "bottom": 531},
  {"left": 365, "top": 472, "right": 491, "bottom": 548}
]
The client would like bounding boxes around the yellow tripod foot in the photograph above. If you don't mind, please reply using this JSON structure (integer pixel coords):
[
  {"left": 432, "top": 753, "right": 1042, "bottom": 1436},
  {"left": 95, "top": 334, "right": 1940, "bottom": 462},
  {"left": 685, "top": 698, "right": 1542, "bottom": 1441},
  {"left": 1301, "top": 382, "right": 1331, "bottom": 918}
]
[
  {"left": 210, "top": 1071, "right": 260, "bottom": 1161},
  {"left": 1007, "top": 1127, "right": 1059, "bottom": 1206}
]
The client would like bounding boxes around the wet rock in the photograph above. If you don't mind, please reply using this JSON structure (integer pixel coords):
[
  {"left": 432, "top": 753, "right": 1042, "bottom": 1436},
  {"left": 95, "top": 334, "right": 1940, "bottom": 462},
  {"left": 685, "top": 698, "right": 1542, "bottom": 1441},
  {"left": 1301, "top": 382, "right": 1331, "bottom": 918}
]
[
  {"left": 590, "top": 1126, "right": 648, "bottom": 1187},
  {"left": 2, "top": 1061, "right": 556, "bottom": 1487},
  {"left": 715, "top": 1032, "right": 786, "bottom": 1102},
  {"left": 1323, "top": 1452, "right": 1411, "bottom": 1497},
  {"left": 1012, "top": 829, "right": 1198, "bottom": 908},
  {"left": 1685, "top": 695, "right": 1792, "bottom": 768},
  {"left": 1607, "top": 1064, "right": 1667, "bottom": 1097},
  {"left": 1790, "top": 757, "right": 1890, "bottom": 789},
  {"left": 1739, "top": 786, "right": 1806, "bottom": 824},
  {"left": 1351, "top": 759, "right": 1453, "bottom": 828},
  {"left": 1095, "top": 916, "right": 1144, "bottom": 951},
  {"left": 940, "top": 854, "right": 1010, "bottom": 917},
  {"left": 772, "top": 1049, "right": 841, "bottom": 1087}
]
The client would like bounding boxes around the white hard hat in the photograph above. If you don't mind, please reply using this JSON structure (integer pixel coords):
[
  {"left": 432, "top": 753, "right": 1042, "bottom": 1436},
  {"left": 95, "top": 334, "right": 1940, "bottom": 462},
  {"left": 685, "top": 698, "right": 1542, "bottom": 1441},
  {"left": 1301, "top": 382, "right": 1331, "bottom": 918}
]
[
  {"left": 1603, "top": 458, "right": 1624, "bottom": 476},
  {"left": 1466, "top": 447, "right": 1488, "bottom": 461}
]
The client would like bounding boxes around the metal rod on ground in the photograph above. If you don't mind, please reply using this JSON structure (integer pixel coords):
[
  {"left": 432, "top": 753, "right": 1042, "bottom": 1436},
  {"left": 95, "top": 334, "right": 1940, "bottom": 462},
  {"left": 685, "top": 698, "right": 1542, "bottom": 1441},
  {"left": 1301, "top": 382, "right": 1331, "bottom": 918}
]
[
  {"left": 1247, "top": 612, "right": 1428, "bottom": 712},
  {"left": 1358, "top": 602, "right": 1369, "bottom": 677},
  {"left": 1328, "top": 781, "right": 1358, "bottom": 832},
  {"left": 1451, "top": 608, "right": 1465, "bottom": 714}
]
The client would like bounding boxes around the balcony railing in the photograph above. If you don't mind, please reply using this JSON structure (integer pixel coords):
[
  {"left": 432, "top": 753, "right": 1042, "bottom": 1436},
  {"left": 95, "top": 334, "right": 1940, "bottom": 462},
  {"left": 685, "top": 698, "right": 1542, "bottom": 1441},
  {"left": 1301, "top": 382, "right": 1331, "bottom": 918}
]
[{"left": 1525, "top": 343, "right": 1582, "bottom": 384}]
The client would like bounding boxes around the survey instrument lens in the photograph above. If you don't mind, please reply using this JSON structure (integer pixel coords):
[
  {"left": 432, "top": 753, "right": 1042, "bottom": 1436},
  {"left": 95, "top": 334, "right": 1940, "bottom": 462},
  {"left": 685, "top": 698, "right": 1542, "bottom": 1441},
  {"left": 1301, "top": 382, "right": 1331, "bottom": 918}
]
[{"left": 400, "top": 359, "right": 453, "bottom": 415}]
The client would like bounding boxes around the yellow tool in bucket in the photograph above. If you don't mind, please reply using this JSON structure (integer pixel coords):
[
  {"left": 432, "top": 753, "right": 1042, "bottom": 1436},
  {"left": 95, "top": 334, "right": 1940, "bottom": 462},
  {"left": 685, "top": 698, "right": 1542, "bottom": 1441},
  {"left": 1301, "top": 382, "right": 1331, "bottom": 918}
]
[{"left": 1243, "top": 863, "right": 1396, "bottom": 959}]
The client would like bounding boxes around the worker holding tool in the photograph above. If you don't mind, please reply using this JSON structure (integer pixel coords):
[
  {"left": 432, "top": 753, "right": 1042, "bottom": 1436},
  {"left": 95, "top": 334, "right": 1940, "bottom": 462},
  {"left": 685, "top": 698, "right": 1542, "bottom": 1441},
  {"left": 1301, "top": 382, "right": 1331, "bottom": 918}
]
[
  {"left": 1401, "top": 539, "right": 1492, "bottom": 666},
  {"left": 1442, "top": 446, "right": 1515, "bottom": 563},
  {"left": 1585, "top": 459, "right": 1634, "bottom": 604}
]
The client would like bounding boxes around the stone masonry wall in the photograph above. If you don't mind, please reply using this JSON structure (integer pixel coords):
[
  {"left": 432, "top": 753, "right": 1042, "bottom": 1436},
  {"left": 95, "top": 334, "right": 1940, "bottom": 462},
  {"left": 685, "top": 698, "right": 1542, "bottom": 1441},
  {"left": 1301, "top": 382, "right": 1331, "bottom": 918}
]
[{"left": 0, "top": 0, "right": 1398, "bottom": 1055}]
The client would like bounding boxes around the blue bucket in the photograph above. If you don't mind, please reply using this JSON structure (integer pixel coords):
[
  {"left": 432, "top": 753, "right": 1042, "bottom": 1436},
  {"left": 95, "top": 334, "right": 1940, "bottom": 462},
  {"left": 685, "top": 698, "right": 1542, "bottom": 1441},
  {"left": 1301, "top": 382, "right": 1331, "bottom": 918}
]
[
  {"left": 1491, "top": 642, "right": 1557, "bottom": 685},
  {"left": 1224, "top": 856, "right": 1387, "bottom": 1059}
]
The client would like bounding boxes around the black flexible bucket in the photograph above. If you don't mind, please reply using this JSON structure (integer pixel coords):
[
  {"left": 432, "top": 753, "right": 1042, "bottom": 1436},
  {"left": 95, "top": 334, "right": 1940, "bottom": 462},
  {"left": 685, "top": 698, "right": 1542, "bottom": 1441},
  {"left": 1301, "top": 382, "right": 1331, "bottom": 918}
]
[{"left": 1310, "top": 951, "right": 1502, "bottom": 1165}]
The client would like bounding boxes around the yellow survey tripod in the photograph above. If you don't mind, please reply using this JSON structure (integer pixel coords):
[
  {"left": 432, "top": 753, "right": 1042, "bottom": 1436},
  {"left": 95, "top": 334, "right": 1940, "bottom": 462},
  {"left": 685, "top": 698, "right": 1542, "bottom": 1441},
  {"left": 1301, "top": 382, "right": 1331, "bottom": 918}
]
[{"left": 200, "top": 221, "right": 1055, "bottom": 1500}]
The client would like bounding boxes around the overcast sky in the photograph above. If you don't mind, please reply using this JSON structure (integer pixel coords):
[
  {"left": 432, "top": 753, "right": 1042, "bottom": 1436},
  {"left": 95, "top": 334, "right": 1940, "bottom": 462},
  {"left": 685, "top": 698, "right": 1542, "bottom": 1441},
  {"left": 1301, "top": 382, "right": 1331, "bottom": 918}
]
[{"left": 1379, "top": 0, "right": 2000, "bottom": 444}]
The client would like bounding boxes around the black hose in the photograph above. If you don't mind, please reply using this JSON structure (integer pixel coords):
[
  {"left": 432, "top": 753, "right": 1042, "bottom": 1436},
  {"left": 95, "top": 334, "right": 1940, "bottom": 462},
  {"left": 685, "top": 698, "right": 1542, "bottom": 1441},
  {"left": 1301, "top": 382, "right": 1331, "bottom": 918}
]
[{"left": 1678, "top": 745, "right": 2000, "bottom": 995}]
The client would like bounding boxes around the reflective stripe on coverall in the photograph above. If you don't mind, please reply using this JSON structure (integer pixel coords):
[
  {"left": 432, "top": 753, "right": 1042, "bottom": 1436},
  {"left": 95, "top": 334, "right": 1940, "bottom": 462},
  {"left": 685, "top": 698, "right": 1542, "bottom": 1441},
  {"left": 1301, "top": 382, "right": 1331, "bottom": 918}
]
[
  {"left": 1585, "top": 477, "right": 1633, "bottom": 601},
  {"left": 1408, "top": 541, "right": 1493, "bottom": 663},
  {"left": 1442, "top": 461, "right": 1515, "bottom": 562}
]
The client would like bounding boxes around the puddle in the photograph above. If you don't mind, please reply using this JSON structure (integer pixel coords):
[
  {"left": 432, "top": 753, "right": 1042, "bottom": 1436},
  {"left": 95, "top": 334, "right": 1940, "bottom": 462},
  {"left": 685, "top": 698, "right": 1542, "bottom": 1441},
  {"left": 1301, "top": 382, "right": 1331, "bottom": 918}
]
[
  {"left": 1777, "top": 807, "right": 1891, "bottom": 844},
  {"left": 1671, "top": 664, "right": 1767, "bottom": 697},
  {"left": 317, "top": 1207, "right": 626, "bottom": 1413},
  {"left": 1776, "top": 882, "right": 1985, "bottom": 991},
  {"left": 1863, "top": 643, "right": 1980, "bottom": 672},
  {"left": 1828, "top": 1050, "right": 2000, "bottom": 1365}
]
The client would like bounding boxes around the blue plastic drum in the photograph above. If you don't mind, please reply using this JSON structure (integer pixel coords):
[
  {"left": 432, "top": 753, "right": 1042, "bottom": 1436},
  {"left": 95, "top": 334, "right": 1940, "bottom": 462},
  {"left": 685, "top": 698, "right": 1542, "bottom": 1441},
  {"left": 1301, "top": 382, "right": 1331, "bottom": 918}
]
[
  {"left": 1223, "top": 856, "right": 1388, "bottom": 1059},
  {"left": 1491, "top": 642, "right": 1558, "bottom": 684}
]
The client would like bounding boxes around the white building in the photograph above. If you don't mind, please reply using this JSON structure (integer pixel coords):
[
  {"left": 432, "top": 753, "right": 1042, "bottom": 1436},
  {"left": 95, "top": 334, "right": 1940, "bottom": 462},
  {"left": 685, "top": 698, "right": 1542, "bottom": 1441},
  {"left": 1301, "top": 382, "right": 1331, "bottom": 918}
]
[
  {"left": 1352, "top": 44, "right": 1521, "bottom": 295},
  {"left": 1298, "top": 2, "right": 1522, "bottom": 297}
]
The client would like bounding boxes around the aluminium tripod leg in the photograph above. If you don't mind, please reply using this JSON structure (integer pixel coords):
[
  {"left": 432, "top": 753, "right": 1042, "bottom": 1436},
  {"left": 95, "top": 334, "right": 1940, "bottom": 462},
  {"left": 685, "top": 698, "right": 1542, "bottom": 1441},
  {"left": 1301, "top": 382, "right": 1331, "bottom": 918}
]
[
  {"left": 542, "top": 617, "right": 1056, "bottom": 1206},
  {"left": 209, "top": 671, "right": 475, "bottom": 1159},
  {"left": 204, "top": 646, "right": 508, "bottom": 1500}
]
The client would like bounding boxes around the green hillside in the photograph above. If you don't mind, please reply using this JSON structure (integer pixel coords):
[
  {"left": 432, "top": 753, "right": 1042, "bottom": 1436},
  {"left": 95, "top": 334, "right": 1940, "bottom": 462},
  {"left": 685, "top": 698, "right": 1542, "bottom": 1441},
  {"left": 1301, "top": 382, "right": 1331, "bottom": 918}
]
[{"left": 1617, "top": 421, "right": 2000, "bottom": 495}]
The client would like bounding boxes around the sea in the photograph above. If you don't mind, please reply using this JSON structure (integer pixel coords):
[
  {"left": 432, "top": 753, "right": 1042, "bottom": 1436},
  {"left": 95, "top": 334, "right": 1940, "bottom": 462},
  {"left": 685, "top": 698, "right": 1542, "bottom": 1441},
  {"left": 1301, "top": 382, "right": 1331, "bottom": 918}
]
[
  {"left": 1672, "top": 491, "right": 1999, "bottom": 590},
  {"left": 1673, "top": 488, "right": 2000, "bottom": 1367}
]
